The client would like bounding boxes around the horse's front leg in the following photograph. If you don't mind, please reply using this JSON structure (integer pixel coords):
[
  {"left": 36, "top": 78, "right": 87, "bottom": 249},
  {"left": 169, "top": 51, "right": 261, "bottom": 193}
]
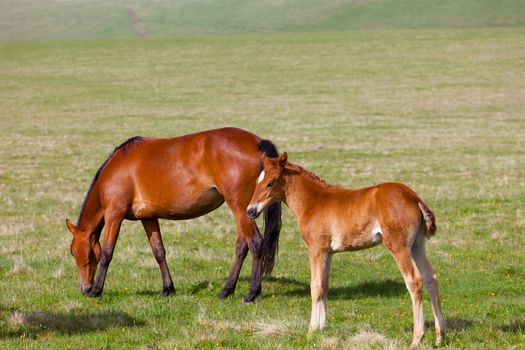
[
  {"left": 308, "top": 246, "right": 332, "bottom": 332},
  {"left": 244, "top": 221, "right": 263, "bottom": 303},
  {"left": 222, "top": 194, "right": 263, "bottom": 303},
  {"left": 87, "top": 210, "right": 124, "bottom": 298},
  {"left": 142, "top": 218, "right": 175, "bottom": 296},
  {"left": 218, "top": 234, "right": 249, "bottom": 299}
]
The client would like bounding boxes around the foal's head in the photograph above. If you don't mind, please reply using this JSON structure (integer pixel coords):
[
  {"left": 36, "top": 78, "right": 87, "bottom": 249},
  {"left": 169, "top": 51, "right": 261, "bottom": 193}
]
[
  {"left": 66, "top": 219, "right": 101, "bottom": 294},
  {"left": 247, "top": 152, "right": 288, "bottom": 219}
]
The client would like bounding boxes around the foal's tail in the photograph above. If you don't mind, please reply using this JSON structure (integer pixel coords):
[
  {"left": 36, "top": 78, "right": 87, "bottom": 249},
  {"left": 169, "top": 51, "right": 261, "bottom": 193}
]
[
  {"left": 418, "top": 201, "right": 436, "bottom": 239},
  {"left": 259, "top": 139, "right": 282, "bottom": 276}
]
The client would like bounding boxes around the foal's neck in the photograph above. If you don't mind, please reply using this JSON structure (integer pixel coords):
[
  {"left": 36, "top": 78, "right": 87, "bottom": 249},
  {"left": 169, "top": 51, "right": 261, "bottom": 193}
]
[{"left": 282, "top": 164, "right": 332, "bottom": 219}]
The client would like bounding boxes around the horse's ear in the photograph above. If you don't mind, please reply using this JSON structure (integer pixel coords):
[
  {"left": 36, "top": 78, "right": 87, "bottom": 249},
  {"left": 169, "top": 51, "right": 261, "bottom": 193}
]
[
  {"left": 279, "top": 152, "right": 288, "bottom": 167},
  {"left": 66, "top": 218, "right": 77, "bottom": 235}
]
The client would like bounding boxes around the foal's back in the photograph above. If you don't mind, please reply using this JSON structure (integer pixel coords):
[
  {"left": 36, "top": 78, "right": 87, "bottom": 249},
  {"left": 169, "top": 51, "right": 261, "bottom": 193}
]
[{"left": 316, "top": 182, "right": 425, "bottom": 252}]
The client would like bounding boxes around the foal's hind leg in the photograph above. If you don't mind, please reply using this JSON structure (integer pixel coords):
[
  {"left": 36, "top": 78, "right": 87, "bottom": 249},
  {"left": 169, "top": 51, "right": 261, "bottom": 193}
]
[
  {"left": 386, "top": 242, "right": 425, "bottom": 347},
  {"left": 412, "top": 234, "right": 446, "bottom": 345},
  {"left": 142, "top": 218, "right": 175, "bottom": 296},
  {"left": 88, "top": 209, "right": 125, "bottom": 298}
]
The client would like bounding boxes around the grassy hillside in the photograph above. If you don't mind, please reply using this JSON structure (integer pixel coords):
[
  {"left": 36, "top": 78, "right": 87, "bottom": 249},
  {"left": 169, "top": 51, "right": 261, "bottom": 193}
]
[
  {"left": 1, "top": 0, "right": 525, "bottom": 41},
  {"left": 0, "top": 28, "right": 524, "bottom": 348}
]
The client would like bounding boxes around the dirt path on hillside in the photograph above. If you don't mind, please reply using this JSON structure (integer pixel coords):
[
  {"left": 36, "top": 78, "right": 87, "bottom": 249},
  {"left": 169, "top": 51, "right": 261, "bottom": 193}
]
[{"left": 127, "top": 9, "right": 147, "bottom": 38}]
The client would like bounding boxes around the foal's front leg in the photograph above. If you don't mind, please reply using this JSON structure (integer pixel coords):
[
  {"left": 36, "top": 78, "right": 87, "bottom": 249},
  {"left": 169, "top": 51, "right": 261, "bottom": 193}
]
[{"left": 308, "top": 247, "right": 332, "bottom": 332}]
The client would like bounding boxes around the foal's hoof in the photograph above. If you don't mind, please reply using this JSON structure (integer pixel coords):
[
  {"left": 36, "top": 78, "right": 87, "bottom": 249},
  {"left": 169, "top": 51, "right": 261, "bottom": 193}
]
[
  {"left": 161, "top": 285, "right": 175, "bottom": 297},
  {"left": 86, "top": 289, "right": 102, "bottom": 298},
  {"left": 408, "top": 341, "right": 422, "bottom": 349},
  {"left": 217, "top": 289, "right": 234, "bottom": 299},
  {"left": 436, "top": 335, "right": 445, "bottom": 347},
  {"left": 243, "top": 292, "right": 261, "bottom": 304}
]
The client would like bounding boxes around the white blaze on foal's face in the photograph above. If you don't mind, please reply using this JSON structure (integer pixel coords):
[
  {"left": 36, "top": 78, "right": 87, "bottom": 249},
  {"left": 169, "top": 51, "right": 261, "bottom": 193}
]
[{"left": 257, "top": 170, "right": 265, "bottom": 184}]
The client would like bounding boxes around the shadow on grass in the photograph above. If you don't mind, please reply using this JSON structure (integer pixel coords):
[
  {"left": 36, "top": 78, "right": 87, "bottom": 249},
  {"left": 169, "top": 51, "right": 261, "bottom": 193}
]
[
  {"left": 135, "top": 289, "right": 165, "bottom": 297},
  {"left": 422, "top": 317, "right": 474, "bottom": 333},
  {"left": 499, "top": 320, "right": 524, "bottom": 333},
  {"left": 190, "top": 281, "right": 211, "bottom": 294},
  {"left": 0, "top": 309, "right": 145, "bottom": 339},
  {"left": 280, "top": 278, "right": 406, "bottom": 299}
]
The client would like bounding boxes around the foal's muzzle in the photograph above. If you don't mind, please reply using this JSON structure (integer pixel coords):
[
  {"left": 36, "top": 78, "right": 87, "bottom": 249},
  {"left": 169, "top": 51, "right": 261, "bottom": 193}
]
[{"left": 247, "top": 205, "right": 260, "bottom": 219}]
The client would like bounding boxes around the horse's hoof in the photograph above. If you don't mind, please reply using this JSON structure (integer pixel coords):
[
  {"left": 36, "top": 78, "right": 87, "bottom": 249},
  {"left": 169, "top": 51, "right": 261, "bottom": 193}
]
[
  {"left": 217, "top": 289, "right": 233, "bottom": 299},
  {"left": 243, "top": 292, "right": 261, "bottom": 304},
  {"left": 86, "top": 289, "right": 102, "bottom": 298},
  {"left": 161, "top": 285, "right": 175, "bottom": 297}
]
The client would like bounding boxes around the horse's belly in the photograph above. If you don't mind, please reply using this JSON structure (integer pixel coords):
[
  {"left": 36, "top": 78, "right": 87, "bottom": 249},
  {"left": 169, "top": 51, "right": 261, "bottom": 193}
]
[{"left": 129, "top": 187, "right": 224, "bottom": 220}]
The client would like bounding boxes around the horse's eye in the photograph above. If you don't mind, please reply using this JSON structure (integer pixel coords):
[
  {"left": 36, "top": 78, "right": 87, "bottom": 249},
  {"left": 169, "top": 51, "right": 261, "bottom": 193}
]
[{"left": 267, "top": 181, "right": 274, "bottom": 188}]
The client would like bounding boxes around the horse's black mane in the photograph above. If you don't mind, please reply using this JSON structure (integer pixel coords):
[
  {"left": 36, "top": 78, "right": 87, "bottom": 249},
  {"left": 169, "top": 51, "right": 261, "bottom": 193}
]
[{"left": 76, "top": 136, "right": 143, "bottom": 226}]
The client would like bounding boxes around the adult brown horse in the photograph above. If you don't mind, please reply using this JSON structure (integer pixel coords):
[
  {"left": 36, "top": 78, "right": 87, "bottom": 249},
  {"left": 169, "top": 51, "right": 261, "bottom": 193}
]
[
  {"left": 65, "top": 127, "right": 281, "bottom": 303},
  {"left": 247, "top": 153, "right": 445, "bottom": 347}
]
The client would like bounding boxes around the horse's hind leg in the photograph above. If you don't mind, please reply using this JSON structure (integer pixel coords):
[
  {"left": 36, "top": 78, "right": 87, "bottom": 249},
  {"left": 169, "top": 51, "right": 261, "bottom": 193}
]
[
  {"left": 87, "top": 208, "right": 125, "bottom": 297},
  {"left": 218, "top": 234, "right": 248, "bottom": 299},
  {"left": 386, "top": 241, "right": 425, "bottom": 348},
  {"left": 142, "top": 218, "right": 175, "bottom": 296},
  {"left": 412, "top": 233, "right": 446, "bottom": 345}
]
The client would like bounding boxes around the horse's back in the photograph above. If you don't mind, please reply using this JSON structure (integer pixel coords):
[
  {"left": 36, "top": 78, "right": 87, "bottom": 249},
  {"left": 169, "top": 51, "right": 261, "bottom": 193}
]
[{"left": 96, "top": 128, "right": 266, "bottom": 219}]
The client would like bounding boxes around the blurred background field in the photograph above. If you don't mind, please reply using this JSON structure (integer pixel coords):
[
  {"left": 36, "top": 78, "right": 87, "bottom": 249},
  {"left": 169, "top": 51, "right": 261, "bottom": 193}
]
[{"left": 0, "top": 1, "right": 524, "bottom": 349}]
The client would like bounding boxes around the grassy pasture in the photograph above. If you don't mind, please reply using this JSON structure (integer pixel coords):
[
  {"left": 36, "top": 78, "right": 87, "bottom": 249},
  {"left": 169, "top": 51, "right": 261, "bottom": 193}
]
[
  {"left": 1, "top": 0, "right": 525, "bottom": 41},
  {"left": 0, "top": 28, "right": 525, "bottom": 349}
]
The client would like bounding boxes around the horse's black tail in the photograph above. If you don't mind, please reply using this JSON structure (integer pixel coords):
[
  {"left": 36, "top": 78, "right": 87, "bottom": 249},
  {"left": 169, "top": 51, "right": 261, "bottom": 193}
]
[{"left": 259, "top": 140, "right": 282, "bottom": 277}]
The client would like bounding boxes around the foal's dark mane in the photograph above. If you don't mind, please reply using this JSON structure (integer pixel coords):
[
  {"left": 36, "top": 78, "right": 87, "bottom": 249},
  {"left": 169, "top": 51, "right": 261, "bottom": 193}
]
[
  {"left": 285, "top": 163, "right": 334, "bottom": 189},
  {"left": 76, "top": 136, "right": 144, "bottom": 226}
]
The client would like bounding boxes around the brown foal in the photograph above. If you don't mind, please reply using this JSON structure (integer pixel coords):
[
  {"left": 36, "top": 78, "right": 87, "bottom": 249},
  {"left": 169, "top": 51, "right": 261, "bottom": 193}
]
[
  {"left": 247, "top": 153, "right": 445, "bottom": 347},
  {"left": 66, "top": 128, "right": 281, "bottom": 303}
]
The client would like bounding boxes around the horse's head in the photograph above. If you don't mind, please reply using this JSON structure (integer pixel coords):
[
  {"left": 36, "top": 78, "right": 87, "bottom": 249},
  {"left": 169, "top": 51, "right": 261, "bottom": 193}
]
[
  {"left": 66, "top": 219, "right": 101, "bottom": 294},
  {"left": 247, "top": 152, "right": 288, "bottom": 219}
]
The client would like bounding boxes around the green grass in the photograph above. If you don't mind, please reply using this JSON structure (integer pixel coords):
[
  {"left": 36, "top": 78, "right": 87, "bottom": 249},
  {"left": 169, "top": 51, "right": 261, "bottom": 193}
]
[
  {"left": 1, "top": 23, "right": 524, "bottom": 350},
  {"left": 1, "top": 0, "right": 525, "bottom": 41}
]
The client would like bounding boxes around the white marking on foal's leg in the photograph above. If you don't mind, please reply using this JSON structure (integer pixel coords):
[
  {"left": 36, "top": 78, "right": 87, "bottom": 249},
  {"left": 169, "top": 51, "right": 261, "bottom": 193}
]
[
  {"left": 310, "top": 298, "right": 327, "bottom": 331},
  {"left": 412, "top": 236, "right": 446, "bottom": 345},
  {"left": 309, "top": 254, "right": 332, "bottom": 332},
  {"left": 257, "top": 170, "right": 265, "bottom": 184}
]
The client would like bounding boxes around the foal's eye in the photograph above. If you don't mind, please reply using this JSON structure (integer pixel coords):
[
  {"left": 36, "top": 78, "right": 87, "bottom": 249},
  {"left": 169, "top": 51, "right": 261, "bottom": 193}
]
[{"left": 267, "top": 181, "right": 274, "bottom": 188}]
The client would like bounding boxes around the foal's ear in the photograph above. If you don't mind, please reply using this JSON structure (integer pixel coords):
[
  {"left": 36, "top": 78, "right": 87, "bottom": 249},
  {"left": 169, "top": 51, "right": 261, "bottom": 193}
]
[
  {"left": 261, "top": 153, "right": 271, "bottom": 166},
  {"left": 279, "top": 152, "right": 288, "bottom": 167},
  {"left": 66, "top": 218, "right": 77, "bottom": 235}
]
